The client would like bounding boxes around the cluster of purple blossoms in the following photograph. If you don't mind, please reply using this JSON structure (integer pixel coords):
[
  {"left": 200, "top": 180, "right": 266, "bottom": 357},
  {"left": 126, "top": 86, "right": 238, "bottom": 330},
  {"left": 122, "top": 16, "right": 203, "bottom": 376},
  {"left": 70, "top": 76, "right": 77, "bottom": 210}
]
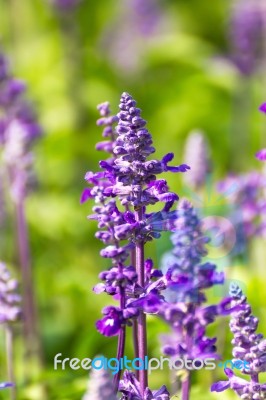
[
  {"left": 183, "top": 130, "right": 211, "bottom": 190},
  {"left": 0, "top": 262, "right": 21, "bottom": 324},
  {"left": 160, "top": 200, "right": 229, "bottom": 366},
  {"left": 119, "top": 371, "right": 170, "bottom": 400},
  {"left": 218, "top": 172, "right": 266, "bottom": 241},
  {"left": 83, "top": 92, "right": 189, "bottom": 396},
  {"left": 229, "top": 0, "right": 265, "bottom": 75},
  {"left": 0, "top": 52, "right": 41, "bottom": 204},
  {"left": 212, "top": 283, "right": 266, "bottom": 399}
]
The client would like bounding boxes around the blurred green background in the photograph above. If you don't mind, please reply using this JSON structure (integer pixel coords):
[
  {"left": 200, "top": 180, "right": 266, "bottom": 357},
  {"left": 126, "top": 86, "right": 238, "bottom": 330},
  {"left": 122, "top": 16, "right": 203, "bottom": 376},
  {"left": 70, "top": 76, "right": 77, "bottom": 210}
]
[{"left": 1, "top": 0, "right": 266, "bottom": 399}]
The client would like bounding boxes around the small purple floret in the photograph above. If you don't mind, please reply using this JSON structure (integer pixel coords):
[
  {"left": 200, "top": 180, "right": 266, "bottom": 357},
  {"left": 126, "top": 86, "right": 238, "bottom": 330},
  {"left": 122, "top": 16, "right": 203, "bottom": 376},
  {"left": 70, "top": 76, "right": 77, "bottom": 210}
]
[
  {"left": 259, "top": 103, "right": 266, "bottom": 114},
  {"left": 256, "top": 149, "right": 266, "bottom": 161}
]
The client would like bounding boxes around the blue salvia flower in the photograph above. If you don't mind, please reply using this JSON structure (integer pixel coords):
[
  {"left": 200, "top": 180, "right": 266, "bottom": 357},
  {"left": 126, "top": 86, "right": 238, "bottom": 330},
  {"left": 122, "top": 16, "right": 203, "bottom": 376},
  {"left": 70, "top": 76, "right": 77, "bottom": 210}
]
[
  {"left": 161, "top": 199, "right": 224, "bottom": 303},
  {"left": 82, "top": 93, "right": 189, "bottom": 396},
  {"left": 160, "top": 200, "right": 231, "bottom": 361},
  {"left": 211, "top": 283, "right": 266, "bottom": 399},
  {"left": 82, "top": 94, "right": 190, "bottom": 335}
]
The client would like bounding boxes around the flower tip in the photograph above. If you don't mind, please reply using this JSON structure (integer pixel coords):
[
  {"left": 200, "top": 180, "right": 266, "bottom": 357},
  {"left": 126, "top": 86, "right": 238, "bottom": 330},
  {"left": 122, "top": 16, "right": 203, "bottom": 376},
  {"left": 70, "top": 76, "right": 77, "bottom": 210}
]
[
  {"left": 210, "top": 381, "right": 229, "bottom": 392},
  {"left": 162, "top": 153, "right": 174, "bottom": 163},
  {"left": 256, "top": 148, "right": 266, "bottom": 161},
  {"left": 259, "top": 102, "right": 266, "bottom": 114},
  {"left": 80, "top": 188, "right": 92, "bottom": 204},
  {"left": 180, "top": 163, "right": 191, "bottom": 171}
]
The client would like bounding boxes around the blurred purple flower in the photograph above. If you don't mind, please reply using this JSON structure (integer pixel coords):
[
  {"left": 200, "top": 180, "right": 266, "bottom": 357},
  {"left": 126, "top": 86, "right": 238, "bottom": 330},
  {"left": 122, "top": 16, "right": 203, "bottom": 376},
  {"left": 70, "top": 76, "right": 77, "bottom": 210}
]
[
  {"left": 259, "top": 103, "right": 266, "bottom": 114},
  {"left": 229, "top": 0, "right": 265, "bottom": 75},
  {"left": 183, "top": 130, "right": 211, "bottom": 190},
  {"left": 0, "top": 382, "right": 13, "bottom": 390},
  {"left": 211, "top": 283, "right": 266, "bottom": 398},
  {"left": 83, "top": 365, "right": 117, "bottom": 400},
  {"left": 256, "top": 149, "right": 266, "bottom": 161},
  {"left": 218, "top": 172, "right": 266, "bottom": 240},
  {"left": 0, "top": 52, "right": 42, "bottom": 203},
  {"left": 49, "top": 0, "right": 81, "bottom": 12},
  {"left": 101, "top": 0, "right": 168, "bottom": 73}
]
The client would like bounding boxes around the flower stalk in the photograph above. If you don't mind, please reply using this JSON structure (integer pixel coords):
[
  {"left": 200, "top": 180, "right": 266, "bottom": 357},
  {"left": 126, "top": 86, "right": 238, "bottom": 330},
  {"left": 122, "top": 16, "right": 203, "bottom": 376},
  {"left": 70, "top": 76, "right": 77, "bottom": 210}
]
[{"left": 135, "top": 208, "right": 148, "bottom": 393}]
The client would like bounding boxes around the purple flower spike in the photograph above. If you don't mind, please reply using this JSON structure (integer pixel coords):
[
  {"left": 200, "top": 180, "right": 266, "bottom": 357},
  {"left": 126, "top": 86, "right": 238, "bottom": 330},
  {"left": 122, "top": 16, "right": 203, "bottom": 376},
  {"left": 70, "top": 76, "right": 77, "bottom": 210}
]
[
  {"left": 83, "top": 93, "right": 188, "bottom": 396},
  {"left": 212, "top": 283, "right": 266, "bottom": 399},
  {"left": 159, "top": 200, "right": 232, "bottom": 400}
]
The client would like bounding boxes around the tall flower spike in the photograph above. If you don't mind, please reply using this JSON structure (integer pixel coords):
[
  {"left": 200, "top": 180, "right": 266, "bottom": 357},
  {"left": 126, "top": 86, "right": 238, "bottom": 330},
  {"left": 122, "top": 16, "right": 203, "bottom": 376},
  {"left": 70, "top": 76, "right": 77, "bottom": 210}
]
[
  {"left": 82, "top": 366, "right": 118, "bottom": 400},
  {"left": 160, "top": 200, "right": 231, "bottom": 400},
  {"left": 183, "top": 130, "right": 211, "bottom": 190},
  {"left": 0, "top": 50, "right": 42, "bottom": 361},
  {"left": 83, "top": 93, "right": 188, "bottom": 397},
  {"left": 211, "top": 283, "right": 266, "bottom": 399},
  {"left": 161, "top": 199, "right": 223, "bottom": 303},
  {"left": 0, "top": 262, "right": 21, "bottom": 324}
]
